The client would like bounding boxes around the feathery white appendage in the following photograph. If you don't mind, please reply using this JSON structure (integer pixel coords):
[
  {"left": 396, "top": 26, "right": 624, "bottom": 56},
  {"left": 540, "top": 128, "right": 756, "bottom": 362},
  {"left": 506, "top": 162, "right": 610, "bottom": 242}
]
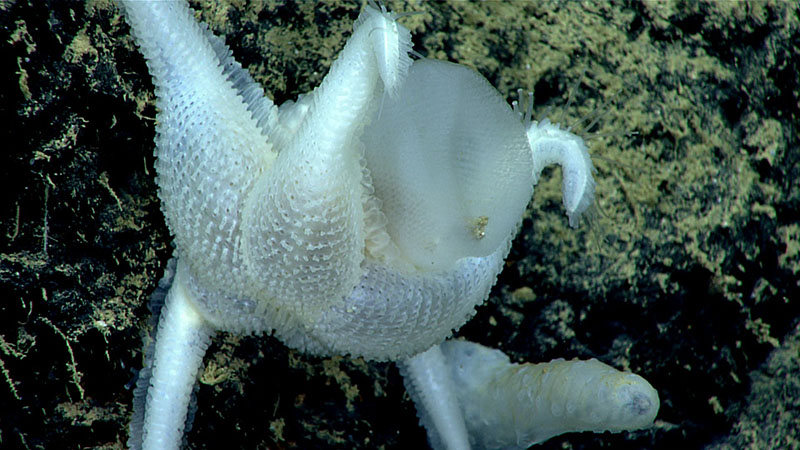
[
  {"left": 398, "top": 345, "right": 471, "bottom": 450},
  {"left": 527, "top": 119, "right": 596, "bottom": 228},
  {"left": 362, "top": 1, "right": 413, "bottom": 98},
  {"left": 299, "top": 2, "right": 413, "bottom": 142},
  {"left": 272, "top": 2, "right": 412, "bottom": 145},
  {"left": 441, "top": 340, "right": 659, "bottom": 449},
  {"left": 128, "top": 261, "right": 213, "bottom": 450}
]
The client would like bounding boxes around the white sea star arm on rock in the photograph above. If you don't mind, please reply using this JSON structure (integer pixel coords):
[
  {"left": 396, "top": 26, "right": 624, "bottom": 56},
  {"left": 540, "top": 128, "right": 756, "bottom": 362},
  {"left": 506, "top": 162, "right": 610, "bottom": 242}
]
[
  {"left": 399, "top": 346, "right": 471, "bottom": 450},
  {"left": 128, "top": 262, "right": 213, "bottom": 450},
  {"left": 440, "top": 340, "right": 659, "bottom": 449}
]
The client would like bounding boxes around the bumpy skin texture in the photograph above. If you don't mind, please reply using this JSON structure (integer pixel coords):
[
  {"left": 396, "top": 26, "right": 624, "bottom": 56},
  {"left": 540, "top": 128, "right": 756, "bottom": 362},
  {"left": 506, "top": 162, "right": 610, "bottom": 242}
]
[
  {"left": 120, "top": 1, "right": 535, "bottom": 448},
  {"left": 121, "top": 0, "right": 533, "bottom": 362},
  {"left": 119, "top": 0, "right": 642, "bottom": 448},
  {"left": 440, "top": 340, "right": 659, "bottom": 449}
]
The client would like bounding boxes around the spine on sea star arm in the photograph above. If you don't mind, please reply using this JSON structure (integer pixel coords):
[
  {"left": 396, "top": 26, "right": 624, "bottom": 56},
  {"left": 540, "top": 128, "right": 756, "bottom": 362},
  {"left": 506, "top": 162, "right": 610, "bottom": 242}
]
[{"left": 440, "top": 340, "right": 659, "bottom": 449}]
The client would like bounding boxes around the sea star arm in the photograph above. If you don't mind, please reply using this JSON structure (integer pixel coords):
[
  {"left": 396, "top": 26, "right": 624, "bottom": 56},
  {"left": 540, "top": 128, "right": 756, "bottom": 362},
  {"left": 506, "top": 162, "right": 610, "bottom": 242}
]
[
  {"left": 527, "top": 119, "right": 597, "bottom": 228},
  {"left": 440, "top": 340, "right": 659, "bottom": 449},
  {"left": 514, "top": 94, "right": 597, "bottom": 228},
  {"left": 118, "top": 0, "right": 282, "bottom": 327},
  {"left": 128, "top": 261, "right": 213, "bottom": 450},
  {"left": 399, "top": 345, "right": 471, "bottom": 450},
  {"left": 118, "top": 1, "right": 275, "bottom": 448}
]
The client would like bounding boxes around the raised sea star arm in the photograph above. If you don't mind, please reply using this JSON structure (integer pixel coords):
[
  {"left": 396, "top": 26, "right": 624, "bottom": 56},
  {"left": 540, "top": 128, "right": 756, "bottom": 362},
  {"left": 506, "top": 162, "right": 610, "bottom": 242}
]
[
  {"left": 514, "top": 93, "right": 598, "bottom": 228},
  {"left": 119, "top": 1, "right": 276, "bottom": 447}
]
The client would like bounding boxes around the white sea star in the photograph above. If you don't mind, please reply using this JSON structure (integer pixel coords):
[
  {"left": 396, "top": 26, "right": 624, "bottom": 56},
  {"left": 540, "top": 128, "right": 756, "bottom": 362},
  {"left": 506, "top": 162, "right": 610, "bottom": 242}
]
[{"left": 118, "top": 1, "right": 657, "bottom": 449}]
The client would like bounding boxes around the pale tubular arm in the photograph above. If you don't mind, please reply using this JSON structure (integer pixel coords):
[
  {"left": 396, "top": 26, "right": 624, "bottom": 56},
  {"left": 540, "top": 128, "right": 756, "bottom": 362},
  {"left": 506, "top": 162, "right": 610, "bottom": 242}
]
[
  {"left": 398, "top": 345, "right": 471, "bottom": 450},
  {"left": 527, "top": 118, "right": 597, "bottom": 228},
  {"left": 513, "top": 93, "right": 597, "bottom": 228},
  {"left": 128, "top": 262, "right": 214, "bottom": 450},
  {"left": 441, "top": 340, "right": 659, "bottom": 450}
]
